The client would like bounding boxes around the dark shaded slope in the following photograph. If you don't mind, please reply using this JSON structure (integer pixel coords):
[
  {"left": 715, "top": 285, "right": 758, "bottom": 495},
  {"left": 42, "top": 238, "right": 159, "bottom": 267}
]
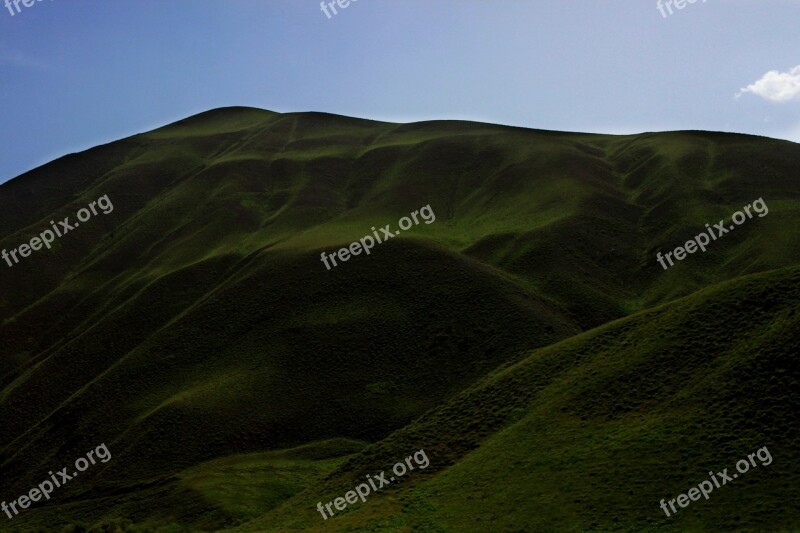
[
  {"left": 265, "top": 265, "right": 799, "bottom": 532},
  {"left": 0, "top": 238, "right": 577, "bottom": 530},
  {"left": 0, "top": 107, "right": 799, "bottom": 531}
]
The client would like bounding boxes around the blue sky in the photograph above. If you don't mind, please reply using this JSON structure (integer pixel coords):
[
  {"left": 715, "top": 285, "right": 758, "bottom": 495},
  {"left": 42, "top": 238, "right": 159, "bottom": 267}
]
[{"left": 1, "top": 0, "right": 798, "bottom": 183}]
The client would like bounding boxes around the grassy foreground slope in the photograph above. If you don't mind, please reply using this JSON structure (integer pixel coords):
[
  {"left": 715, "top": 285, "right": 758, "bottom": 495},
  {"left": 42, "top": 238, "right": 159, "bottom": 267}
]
[
  {"left": 243, "top": 265, "right": 800, "bottom": 532},
  {"left": 0, "top": 237, "right": 578, "bottom": 530},
  {"left": 0, "top": 107, "right": 798, "bottom": 530}
]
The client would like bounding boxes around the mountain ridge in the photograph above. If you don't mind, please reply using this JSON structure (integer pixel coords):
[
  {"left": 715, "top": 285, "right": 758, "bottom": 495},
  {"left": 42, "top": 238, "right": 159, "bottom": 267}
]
[{"left": 1, "top": 107, "right": 798, "bottom": 531}]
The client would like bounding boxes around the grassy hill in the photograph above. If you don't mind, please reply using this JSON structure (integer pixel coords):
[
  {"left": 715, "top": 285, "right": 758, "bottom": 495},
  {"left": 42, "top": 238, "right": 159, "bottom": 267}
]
[
  {"left": 245, "top": 264, "right": 798, "bottom": 532},
  {"left": 0, "top": 107, "right": 798, "bottom": 531}
]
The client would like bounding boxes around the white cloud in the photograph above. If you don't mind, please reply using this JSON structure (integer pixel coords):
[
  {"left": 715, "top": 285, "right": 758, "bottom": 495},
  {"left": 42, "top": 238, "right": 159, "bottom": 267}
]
[{"left": 736, "top": 66, "right": 800, "bottom": 103}]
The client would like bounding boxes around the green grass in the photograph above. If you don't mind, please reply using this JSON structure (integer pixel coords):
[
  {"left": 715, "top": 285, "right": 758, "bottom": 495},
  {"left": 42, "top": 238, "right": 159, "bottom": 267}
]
[
  {"left": 0, "top": 107, "right": 798, "bottom": 531},
  {"left": 243, "top": 266, "right": 799, "bottom": 532}
]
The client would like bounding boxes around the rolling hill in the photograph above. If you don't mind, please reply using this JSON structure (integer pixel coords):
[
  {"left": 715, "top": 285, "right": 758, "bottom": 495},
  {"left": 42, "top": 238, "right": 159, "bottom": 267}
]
[
  {"left": 0, "top": 107, "right": 797, "bottom": 531},
  {"left": 248, "top": 264, "right": 798, "bottom": 532}
]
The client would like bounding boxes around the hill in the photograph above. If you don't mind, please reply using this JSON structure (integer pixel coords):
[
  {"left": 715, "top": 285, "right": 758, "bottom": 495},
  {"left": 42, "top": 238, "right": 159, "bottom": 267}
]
[
  {"left": 239, "top": 265, "right": 800, "bottom": 532},
  {"left": 0, "top": 107, "right": 798, "bottom": 531}
]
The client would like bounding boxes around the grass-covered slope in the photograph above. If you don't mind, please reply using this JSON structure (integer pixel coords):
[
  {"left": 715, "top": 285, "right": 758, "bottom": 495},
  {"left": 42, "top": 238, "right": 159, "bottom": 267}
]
[
  {"left": 0, "top": 107, "right": 798, "bottom": 530},
  {"left": 2, "top": 108, "right": 799, "bottom": 331},
  {"left": 4, "top": 438, "right": 368, "bottom": 532},
  {"left": 247, "top": 265, "right": 800, "bottom": 532}
]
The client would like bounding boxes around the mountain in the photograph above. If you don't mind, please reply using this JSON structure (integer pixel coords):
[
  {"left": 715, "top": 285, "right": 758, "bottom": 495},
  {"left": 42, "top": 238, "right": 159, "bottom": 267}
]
[
  {"left": 0, "top": 107, "right": 797, "bottom": 531},
  {"left": 250, "top": 264, "right": 797, "bottom": 532}
]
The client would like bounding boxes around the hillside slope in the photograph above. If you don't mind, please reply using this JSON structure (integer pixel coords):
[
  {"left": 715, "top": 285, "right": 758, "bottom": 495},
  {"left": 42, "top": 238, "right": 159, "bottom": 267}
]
[
  {"left": 0, "top": 107, "right": 798, "bottom": 531},
  {"left": 243, "top": 265, "right": 800, "bottom": 532}
]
